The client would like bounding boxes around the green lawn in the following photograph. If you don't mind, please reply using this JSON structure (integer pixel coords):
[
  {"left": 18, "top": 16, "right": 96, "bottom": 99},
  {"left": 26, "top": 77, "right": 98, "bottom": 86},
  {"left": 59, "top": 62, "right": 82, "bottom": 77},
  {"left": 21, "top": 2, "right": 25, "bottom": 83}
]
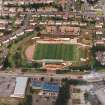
[{"left": 34, "top": 43, "right": 88, "bottom": 62}]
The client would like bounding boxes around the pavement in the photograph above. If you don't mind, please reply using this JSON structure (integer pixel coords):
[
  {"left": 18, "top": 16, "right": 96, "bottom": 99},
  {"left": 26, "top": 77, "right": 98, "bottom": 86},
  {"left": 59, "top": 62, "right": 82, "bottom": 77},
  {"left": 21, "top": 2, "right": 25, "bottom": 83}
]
[
  {"left": 83, "top": 72, "right": 105, "bottom": 82},
  {"left": 0, "top": 71, "right": 81, "bottom": 80}
]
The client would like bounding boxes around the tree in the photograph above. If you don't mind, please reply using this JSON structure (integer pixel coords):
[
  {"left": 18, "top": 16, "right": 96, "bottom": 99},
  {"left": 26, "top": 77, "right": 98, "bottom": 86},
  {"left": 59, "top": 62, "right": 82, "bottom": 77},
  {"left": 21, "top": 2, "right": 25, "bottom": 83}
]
[
  {"left": 50, "top": 77, "right": 54, "bottom": 82},
  {"left": 87, "top": 0, "right": 98, "bottom": 5},
  {"left": 13, "top": 51, "right": 22, "bottom": 67},
  {"left": 22, "top": 95, "right": 32, "bottom": 105},
  {"left": 3, "top": 56, "right": 11, "bottom": 68},
  {"left": 55, "top": 79, "right": 70, "bottom": 105}
]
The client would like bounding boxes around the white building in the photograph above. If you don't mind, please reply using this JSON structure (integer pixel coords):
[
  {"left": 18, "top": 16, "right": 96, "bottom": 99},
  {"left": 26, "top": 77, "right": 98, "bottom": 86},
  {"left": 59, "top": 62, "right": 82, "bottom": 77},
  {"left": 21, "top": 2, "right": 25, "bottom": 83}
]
[{"left": 10, "top": 77, "right": 28, "bottom": 98}]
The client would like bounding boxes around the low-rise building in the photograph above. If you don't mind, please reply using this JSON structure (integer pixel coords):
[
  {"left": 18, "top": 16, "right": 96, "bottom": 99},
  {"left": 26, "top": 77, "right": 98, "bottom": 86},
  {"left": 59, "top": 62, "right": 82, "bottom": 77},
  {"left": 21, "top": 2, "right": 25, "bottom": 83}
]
[
  {"left": 11, "top": 77, "right": 28, "bottom": 98},
  {"left": 31, "top": 80, "right": 60, "bottom": 97}
]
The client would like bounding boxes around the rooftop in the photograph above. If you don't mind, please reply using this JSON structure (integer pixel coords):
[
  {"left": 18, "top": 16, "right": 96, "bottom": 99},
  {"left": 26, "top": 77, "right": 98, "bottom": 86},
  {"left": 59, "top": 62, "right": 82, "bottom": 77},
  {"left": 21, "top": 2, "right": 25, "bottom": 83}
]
[
  {"left": 11, "top": 77, "right": 28, "bottom": 98},
  {"left": 32, "top": 94, "right": 56, "bottom": 105},
  {"left": 32, "top": 81, "right": 60, "bottom": 92},
  {"left": 0, "top": 77, "right": 15, "bottom": 97}
]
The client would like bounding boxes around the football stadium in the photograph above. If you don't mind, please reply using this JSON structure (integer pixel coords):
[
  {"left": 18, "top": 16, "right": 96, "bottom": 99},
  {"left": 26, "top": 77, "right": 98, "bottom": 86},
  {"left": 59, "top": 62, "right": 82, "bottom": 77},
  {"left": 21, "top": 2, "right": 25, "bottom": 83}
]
[
  {"left": 24, "top": 38, "right": 91, "bottom": 71},
  {"left": 34, "top": 40, "right": 89, "bottom": 63}
]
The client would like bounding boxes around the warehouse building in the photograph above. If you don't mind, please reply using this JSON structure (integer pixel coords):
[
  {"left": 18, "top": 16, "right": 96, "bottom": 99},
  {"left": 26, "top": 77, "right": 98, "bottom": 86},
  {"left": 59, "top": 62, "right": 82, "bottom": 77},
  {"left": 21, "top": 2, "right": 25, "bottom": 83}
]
[{"left": 11, "top": 77, "right": 28, "bottom": 98}]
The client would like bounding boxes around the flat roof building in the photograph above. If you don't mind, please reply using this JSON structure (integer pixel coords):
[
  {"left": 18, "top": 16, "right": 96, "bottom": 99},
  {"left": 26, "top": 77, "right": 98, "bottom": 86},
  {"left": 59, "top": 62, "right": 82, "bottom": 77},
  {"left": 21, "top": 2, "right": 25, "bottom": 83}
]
[
  {"left": 32, "top": 82, "right": 59, "bottom": 92},
  {"left": 31, "top": 81, "right": 60, "bottom": 96},
  {"left": 11, "top": 77, "right": 28, "bottom": 98}
]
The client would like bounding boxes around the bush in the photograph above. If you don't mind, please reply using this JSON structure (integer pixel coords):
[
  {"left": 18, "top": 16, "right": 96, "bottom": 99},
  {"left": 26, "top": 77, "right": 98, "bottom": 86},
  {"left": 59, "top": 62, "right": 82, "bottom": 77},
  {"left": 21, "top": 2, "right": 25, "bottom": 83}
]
[{"left": 3, "top": 56, "right": 11, "bottom": 68}]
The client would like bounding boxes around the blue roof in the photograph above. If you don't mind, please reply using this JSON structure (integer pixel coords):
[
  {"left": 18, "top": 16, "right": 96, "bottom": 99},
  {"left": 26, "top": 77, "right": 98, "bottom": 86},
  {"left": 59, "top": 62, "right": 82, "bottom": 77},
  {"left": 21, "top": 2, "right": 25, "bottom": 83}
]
[
  {"left": 32, "top": 81, "right": 42, "bottom": 88},
  {"left": 42, "top": 83, "right": 59, "bottom": 92},
  {"left": 32, "top": 81, "right": 59, "bottom": 92}
]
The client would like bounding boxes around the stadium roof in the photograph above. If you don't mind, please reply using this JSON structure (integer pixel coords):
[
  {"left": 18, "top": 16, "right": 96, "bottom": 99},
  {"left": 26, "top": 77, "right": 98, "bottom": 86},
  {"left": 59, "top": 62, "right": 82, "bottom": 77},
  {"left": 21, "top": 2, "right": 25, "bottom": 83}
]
[
  {"left": 10, "top": 77, "right": 28, "bottom": 98},
  {"left": 36, "top": 59, "right": 64, "bottom": 63}
]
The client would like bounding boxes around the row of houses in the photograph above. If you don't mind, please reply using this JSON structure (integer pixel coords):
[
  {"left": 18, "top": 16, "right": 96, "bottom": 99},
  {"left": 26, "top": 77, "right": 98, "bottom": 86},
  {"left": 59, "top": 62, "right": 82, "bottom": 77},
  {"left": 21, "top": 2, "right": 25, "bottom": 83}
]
[
  {"left": 42, "top": 26, "right": 80, "bottom": 36},
  {"left": 94, "top": 16, "right": 105, "bottom": 45},
  {"left": 0, "top": 19, "right": 12, "bottom": 32},
  {"left": 0, "top": 27, "right": 33, "bottom": 45},
  {"left": 30, "top": 20, "right": 87, "bottom": 27},
  {"left": 2, "top": 6, "right": 58, "bottom": 16},
  {"left": 0, "top": 21, "right": 36, "bottom": 46},
  {"left": 1, "top": 0, "right": 55, "bottom": 18},
  {"left": 3, "top": 0, "right": 54, "bottom": 5}
]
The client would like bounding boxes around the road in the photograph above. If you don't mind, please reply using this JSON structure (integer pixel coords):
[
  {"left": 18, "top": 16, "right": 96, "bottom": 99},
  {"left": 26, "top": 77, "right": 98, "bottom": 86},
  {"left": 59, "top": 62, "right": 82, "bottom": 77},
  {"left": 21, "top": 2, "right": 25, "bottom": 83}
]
[
  {"left": 0, "top": 71, "right": 80, "bottom": 79},
  {"left": 83, "top": 71, "right": 105, "bottom": 82}
]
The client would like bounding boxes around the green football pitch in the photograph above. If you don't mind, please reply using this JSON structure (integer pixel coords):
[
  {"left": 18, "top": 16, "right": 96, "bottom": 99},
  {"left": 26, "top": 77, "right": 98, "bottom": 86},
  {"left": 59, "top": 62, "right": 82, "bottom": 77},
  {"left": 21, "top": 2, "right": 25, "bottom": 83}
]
[{"left": 34, "top": 43, "right": 88, "bottom": 61}]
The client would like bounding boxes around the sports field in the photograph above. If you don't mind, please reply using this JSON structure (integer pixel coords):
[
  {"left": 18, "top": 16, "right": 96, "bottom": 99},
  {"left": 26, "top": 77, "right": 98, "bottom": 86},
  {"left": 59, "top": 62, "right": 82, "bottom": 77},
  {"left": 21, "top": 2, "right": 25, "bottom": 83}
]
[{"left": 34, "top": 43, "right": 88, "bottom": 62}]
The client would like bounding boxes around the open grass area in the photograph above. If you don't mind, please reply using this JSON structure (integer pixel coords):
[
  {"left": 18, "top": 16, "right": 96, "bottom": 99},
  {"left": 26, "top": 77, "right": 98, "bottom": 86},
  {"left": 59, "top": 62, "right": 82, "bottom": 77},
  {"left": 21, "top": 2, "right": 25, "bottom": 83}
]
[{"left": 34, "top": 43, "right": 88, "bottom": 62}]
